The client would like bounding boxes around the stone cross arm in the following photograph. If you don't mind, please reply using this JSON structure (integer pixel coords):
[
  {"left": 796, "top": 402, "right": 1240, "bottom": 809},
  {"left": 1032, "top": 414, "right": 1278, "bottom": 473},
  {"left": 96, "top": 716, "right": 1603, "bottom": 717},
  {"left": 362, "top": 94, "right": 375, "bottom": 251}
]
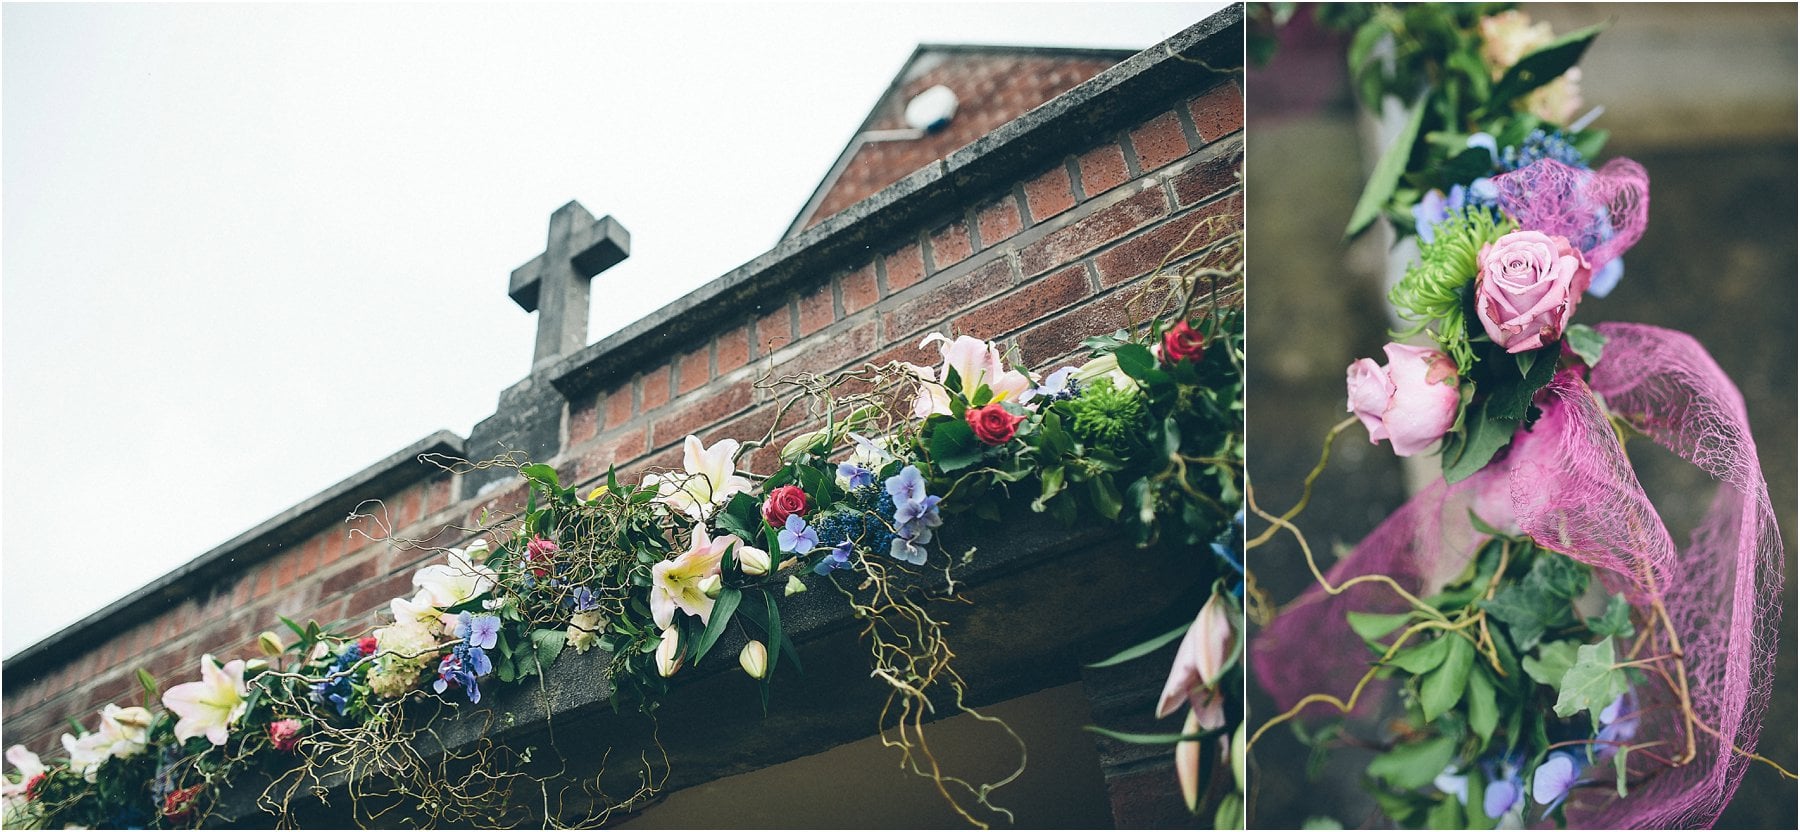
[{"left": 508, "top": 200, "right": 631, "bottom": 368}]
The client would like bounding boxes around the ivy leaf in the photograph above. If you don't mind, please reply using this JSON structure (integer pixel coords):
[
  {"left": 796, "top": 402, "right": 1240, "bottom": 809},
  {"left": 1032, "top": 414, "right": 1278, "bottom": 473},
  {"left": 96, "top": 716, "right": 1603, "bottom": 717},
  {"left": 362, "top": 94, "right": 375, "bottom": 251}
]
[
  {"left": 1347, "top": 611, "right": 1414, "bottom": 646},
  {"left": 1346, "top": 95, "right": 1426, "bottom": 240},
  {"left": 1113, "top": 344, "right": 1158, "bottom": 384},
  {"left": 1521, "top": 640, "right": 1580, "bottom": 689},
  {"left": 929, "top": 418, "right": 985, "bottom": 473},
  {"left": 521, "top": 463, "right": 561, "bottom": 490},
  {"left": 531, "top": 628, "right": 565, "bottom": 675},
  {"left": 1467, "top": 666, "right": 1499, "bottom": 746},
  {"left": 714, "top": 492, "right": 762, "bottom": 542},
  {"left": 1565, "top": 324, "right": 1608, "bottom": 368},
  {"left": 1584, "top": 594, "right": 1635, "bottom": 639},
  {"left": 1553, "top": 639, "right": 1629, "bottom": 728},
  {"left": 1419, "top": 635, "right": 1474, "bottom": 722},
  {"left": 1387, "top": 633, "right": 1452, "bottom": 675},
  {"left": 1479, "top": 553, "right": 1589, "bottom": 650},
  {"left": 1367, "top": 734, "right": 1459, "bottom": 790}
]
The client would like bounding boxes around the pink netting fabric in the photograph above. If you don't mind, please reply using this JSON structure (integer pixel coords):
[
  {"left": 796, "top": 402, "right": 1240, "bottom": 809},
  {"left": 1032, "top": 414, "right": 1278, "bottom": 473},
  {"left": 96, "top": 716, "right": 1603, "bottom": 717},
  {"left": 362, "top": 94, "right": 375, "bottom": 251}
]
[
  {"left": 1254, "top": 323, "right": 1783, "bottom": 828},
  {"left": 1492, "top": 158, "right": 1650, "bottom": 274}
]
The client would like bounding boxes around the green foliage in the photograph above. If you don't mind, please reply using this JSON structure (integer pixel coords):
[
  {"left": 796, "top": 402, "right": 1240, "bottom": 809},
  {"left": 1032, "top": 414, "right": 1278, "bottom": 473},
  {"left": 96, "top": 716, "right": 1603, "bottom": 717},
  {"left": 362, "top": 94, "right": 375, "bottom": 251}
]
[{"left": 1553, "top": 638, "right": 1629, "bottom": 728}]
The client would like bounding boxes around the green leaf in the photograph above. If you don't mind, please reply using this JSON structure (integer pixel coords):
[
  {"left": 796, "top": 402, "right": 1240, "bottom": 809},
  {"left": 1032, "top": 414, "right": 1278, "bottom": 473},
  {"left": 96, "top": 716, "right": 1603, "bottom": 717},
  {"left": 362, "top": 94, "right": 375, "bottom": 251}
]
[
  {"left": 690, "top": 587, "right": 742, "bottom": 663},
  {"left": 1424, "top": 794, "right": 1463, "bottom": 830},
  {"left": 278, "top": 615, "right": 307, "bottom": 640},
  {"left": 1482, "top": 339, "right": 1560, "bottom": 423},
  {"left": 1387, "top": 633, "right": 1452, "bottom": 675},
  {"left": 1367, "top": 734, "right": 1458, "bottom": 790},
  {"left": 1565, "top": 324, "right": 1608, "bottom": 367},
  {"left": 1114, "top": 344, "right": 1157, "bottom": 383},
  {"left": 1214, "top": 791, "right": 1243, "bottom": 828},
  {"left": 1080, "top": 725, "right": 1217, "bottom": 745},
  {"left": 531, "top": 627, "right": 565, "bottom": 674},
  {"left": 1087, "top": 475, "right": 1123, "bottom": 521},
  {"left": 1301, "top": 818, "right": 1344, "bottom": 830},
  {"left": 1585, "top": 594, "right": 1635, "bottom": 639},
  {"left": 1443, "top": 398, "right": 1517, "bottom": 484},
  {"left": 1487, "top": 23, "right": 1603, "bottom": 111},
  {"left": 1346, "top": 95, "right": 1426, "bottom": 239},
  {"left": 1419, "top": 635, "right": 1474, "bottom": 722},
  {"left": 1522, "top": 640, "right": 1580, "bottom": 689},
  {"left": 1467, "top": 666, "right": 1499, "bottom": 744},
  {"left": 1085, "top": 622, "right": 1191, "bottom": 669},
  {"left": 1479, "top": 552, "right": 1589, "bottom": 650},
  {"left": 928, "top": 418, "right": 986, "bottom": 473},
  {"left": 1031, "top": 466, "right": 1066, "bottom": 513},
  {"left": 1514, "top": 347, "right": 1543, "bottom": 379},
  {"left": 1554, "top": 638, "right": 1629, "bottom": 728},
  {"left": 522, "top": 463, "right": 560, "bottom": 490},
  {"left": 714, "top": 492, "right": 762, "bottom": 542},
  {"left": 1347, "top": 611, "right": 1413, "bottom": 646},
  {"left": 1614, "top": 745, "right": 1630, "bottom": 797}
]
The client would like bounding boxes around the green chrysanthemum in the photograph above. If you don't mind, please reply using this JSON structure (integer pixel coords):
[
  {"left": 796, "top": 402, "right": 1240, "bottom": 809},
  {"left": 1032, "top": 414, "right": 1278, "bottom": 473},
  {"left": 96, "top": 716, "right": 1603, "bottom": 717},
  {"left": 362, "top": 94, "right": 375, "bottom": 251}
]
[
  {"left": 1068, "top": 377, "right": 1146, "bottom": 448},
  {"left": 1390, "top": 208, "right": 1515, "bottom": 372}
]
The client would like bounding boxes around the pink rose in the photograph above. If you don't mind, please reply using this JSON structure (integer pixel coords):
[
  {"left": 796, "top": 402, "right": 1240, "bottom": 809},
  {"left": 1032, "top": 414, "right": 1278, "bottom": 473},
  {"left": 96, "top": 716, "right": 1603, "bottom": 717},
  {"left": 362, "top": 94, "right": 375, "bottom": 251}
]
[
  {"left": 760, "top": 485, "right": 809, "bottom": 529},
  {"left": 1346, "top": 343, "right": 1461, "bottom": 457},
  {"left": 268, "top": 719, "right": 303, "bottom": 753},
  {"left": 1475, "top": 230, "right": 1590, "bottom": 353}
]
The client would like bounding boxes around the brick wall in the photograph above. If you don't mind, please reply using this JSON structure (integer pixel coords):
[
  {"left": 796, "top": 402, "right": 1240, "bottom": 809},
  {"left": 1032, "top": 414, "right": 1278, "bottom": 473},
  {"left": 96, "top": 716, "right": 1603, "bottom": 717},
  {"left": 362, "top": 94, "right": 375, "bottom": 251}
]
[{"left": 1, "top": 32, "right": 1244, "bottom": 770}]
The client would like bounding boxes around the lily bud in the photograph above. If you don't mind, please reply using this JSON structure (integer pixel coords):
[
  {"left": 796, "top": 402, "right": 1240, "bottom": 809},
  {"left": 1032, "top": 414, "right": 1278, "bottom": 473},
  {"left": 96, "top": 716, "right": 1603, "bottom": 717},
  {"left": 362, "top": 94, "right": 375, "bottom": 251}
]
[
  {"left": 1231, "top": 720, "right": 1247, "bottom": 793},
  {"left": 257, "top": 631, "right": 286, "bottom": 658},
  {"left": 784, "top": 575, "right": 808, "bottom": 596},
  {"left": 654, "top": 627, "right": 682, "bottom": 678},
  {"left": 464, "top": 539, "right": 492, "bottom": 563},
  {"left": 697, "top": 574, "right": 724, "bottom": 599},
  {"left": 245, "top": 658, "right": 270, "bottom": 676},
  {"left": 1176, "top": 709, "right": 1202, "bottom": 814},
  {"left": 780, "top": 428, "right": 833, "bottom": 461},
  {"left": 739, "top": 640, "right": 769, "bottom": 680},
  {"left": 738, "top": 545, "right": 772, "bottom": 577}
]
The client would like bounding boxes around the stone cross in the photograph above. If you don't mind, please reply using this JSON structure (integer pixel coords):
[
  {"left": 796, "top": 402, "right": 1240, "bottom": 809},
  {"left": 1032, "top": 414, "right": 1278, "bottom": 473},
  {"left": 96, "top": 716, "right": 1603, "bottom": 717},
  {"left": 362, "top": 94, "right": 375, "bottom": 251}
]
[{"left": 509, "top": 200, "right": 631, "bottom": 369}]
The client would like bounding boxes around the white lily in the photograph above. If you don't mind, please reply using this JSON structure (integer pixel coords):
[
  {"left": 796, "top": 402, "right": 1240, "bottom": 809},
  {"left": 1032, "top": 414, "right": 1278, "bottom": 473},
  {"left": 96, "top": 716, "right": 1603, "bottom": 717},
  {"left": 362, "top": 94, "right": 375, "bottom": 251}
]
[
  {"left": 161, "top": 655, "right": 248, "bottom": 746},
  {"left": 59, "top": 733, "right": 108, "bottom": 783},
  {"left": 390, "top": 590, "right": 446, "bottom": 633},
  {"left": 411, "top": 547, "right": 498, "bottom": 608},
  {"left": 910, "top": 334, "right": 1036, "bottom": 416},
  {"left": 649, "top": 525, "right": 734, "bottom": 629},
  {"left": 643, "top": 435, "right": 754, "bottom": 521},
  {"left": 93, "top": 705, "right": 152, "bottom": 759}
]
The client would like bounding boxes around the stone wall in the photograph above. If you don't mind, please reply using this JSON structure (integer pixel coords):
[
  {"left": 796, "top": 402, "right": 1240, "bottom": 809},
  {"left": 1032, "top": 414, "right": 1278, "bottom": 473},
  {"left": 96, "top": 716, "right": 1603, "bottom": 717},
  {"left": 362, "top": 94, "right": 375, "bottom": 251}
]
[{"left": 1, "top": 10, "right": 1245, "bottom": 824}]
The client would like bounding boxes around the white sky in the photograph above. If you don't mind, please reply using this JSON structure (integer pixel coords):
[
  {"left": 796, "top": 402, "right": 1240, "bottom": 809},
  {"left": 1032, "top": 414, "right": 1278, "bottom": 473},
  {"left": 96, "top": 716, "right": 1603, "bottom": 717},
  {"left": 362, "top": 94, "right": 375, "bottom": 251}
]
[{"left": 0, "top": 2, "right": 1228, "bottom": 656}]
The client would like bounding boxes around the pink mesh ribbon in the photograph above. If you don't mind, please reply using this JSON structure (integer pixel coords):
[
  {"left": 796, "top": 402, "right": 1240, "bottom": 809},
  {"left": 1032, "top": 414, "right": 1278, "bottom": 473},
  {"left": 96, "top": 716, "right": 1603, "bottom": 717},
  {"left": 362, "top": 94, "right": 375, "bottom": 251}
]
[
  {"left": 1254, "top": 324, "right": 1783, "bottom": 828},
  {"left": 1492, "top": 158, "right": 1650, "bottom": 275}
]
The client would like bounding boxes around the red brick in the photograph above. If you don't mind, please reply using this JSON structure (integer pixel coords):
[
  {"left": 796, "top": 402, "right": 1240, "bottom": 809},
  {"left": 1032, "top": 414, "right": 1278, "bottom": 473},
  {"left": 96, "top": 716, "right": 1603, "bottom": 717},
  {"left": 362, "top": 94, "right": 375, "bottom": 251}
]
[
  {"left": 617, "top": 442, "right": 685, "bottom": 488},
  {"left": 929, "top": 222, "right": 973, "bottom": 271},
  {"left": 1096, "top": 199, "right": 1243, "bottom": 287},
  {"left": 797, "top": 284, "right": 835, "bottom": 337},
  {"left": 650, "top": 381, "right": 754, "bottom": 449},
  {"left": 253, "top": 565, "right": 274, "bottom": 598},
  {"left": 757, "top": 301, "right": 793, "bottom": 355},
  {"left": 1189, "top": 81, "right": 1243, "bottom": 143},
  {"left": 575, "top": 425, "right": 649, "bottom": 482},
  {"left": 771, "top": 319, "right": 880, "bottom": 382},
  {"left": 716, "top": 325, "right": 750, "bottom": 374},
  {"left": 1129, "top": 111, "right": 1192, "bottom": 173},
  {"left": 883, "top": 243, "right": 926, "bottom": 293},
  {"left": 297, "top": 536, "right": 321, "bottom": 576},
  {"left": 1018, "top": 187, "right": 1170, "bottom": 277},
  {"left": 1023, "top": 165, "right": 1076, "bottom": 222},
  {"left": 1079, "top": 142, "right": 1131, "bottom": 198},
  {"left": 977, "top": 198, "right": 1024, "bottom": 248},
  {"left": 319, "top": 556, "right": 379, "bottom": 598},
  {"left": 1173, "top": 139, "right": 1243, "bottom": 208},
  {"left": 841, "top": 264, "right": 879, "bottom": 314},
  {"left": 641, "top": 365, "right": 672, "bottom": 411},
  {"left": 468, "top": 482, "right": 529, "bottom": 527},
  {"left": 568, "top": 400, "right": 598, "bottom": 445},
  {"left": 345, "top": 572, "right": 415, "bottom": 623},
  {"left": 677, "top": 349, "right": 710, "bottom": 395},
  {"left": 397, "top": 487, "right": 423, "bottom": 528},
  {"left": 1017, "top": 287, "right": 1136, "bottom": 365},
  {"left": 954, "top": 265, "right": 1092, "bottom": 339},
  {"left": 866, "top": 337, "right": 937, "bottom": 371},
  {"left": 602, "top": 385, "right": 634, "bottom": 431},
  {"left": 426, "top": 478, "right": 452, "bottom": 515},
  {"left": 321, "top": 526, "right": 348, "bottom": 566},
  {"left": 882, "top": 257, "right": 1013, "bottom": 340}
]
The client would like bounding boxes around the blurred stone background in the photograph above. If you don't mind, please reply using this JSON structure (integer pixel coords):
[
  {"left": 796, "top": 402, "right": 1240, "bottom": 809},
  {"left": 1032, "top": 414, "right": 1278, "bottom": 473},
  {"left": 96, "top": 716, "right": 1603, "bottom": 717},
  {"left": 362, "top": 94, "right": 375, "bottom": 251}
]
[{"left": 1244, "top": 3, "right": 1796, "bottom": 828}]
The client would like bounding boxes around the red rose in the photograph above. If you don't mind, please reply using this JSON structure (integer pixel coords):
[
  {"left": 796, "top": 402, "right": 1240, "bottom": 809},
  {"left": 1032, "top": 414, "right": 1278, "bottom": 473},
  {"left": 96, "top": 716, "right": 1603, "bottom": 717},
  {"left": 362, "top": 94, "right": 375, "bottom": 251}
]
[
  {"left": 24, "top": 772, "right": 46, "bottom": 801},
  {"left": 164, "top": 784, "right": 205, "bottom": 824},
  {"left": 761, "top": 485, "right": 809, "bottom": 528},
  {"left": 357, "top": 636, "right": 379, "bottom": 656},
  {"left": 268, "top": 719, "right": 304, "bottom": 753},
  {"left": 966, "top": 404, "right": 1025, "bottom": 445},
  {"left": 526, "top": 536, "right": 559, "bottom": 577},
  {"left": 1161, "top": 321, "right": 1205, "bottom": 364}
]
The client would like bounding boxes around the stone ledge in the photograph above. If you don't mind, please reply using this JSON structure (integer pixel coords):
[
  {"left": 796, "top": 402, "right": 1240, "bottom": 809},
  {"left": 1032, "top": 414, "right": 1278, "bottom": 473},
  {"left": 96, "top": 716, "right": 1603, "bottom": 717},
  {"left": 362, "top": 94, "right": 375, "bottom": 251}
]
[
  {"left": 545, "top": 5, "right": 1244, "bottom": 404},
  {"left": 211, "top": 499, "right": 1207, "bottom": 827},
  {"left": 3, "top": 431, "right": 467, "bottom": 678}
]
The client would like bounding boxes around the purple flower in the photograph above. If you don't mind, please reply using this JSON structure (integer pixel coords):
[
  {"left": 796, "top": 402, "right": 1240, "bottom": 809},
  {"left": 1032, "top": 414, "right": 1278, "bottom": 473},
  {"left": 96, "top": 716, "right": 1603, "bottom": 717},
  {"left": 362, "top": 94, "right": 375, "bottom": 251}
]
[
  {"left": 837, "top": 462, "right": 875, "bottom": 489},
  {"left": 883, "top": 465, "right": 943, "bottom": 565},
  {"left": 434, "top": 643, "right": 493, "bottom": 704},
  {"left": 1025, "top": 366, "right": 1079, "bottom": 402},
  {"left": 1483, "top": 777, "right": 1523, "bottom": 819},
  {"left": 890, "top": 536, "right": 928, "bottom": 566},
  {"left": 571, "top": 585, "right": 599, "bottom": 612},
  {"left": 468, "top": 614, "right": 501, "bottom": 650},
  {"left": 778, "top": 513, "right": 819, "bottom": 554},
  {"left": 1413, "top": 189, "right": 1453, "bottom": 244},
  {"left": 1531, "top": 751, "right": 1582, "bottom": 815},
  {"left": 813, "top": 540, "right": 855, "bottom": 575},
  {"left": 1588, "top": 258, "right": 1624, "bottom": 298}
]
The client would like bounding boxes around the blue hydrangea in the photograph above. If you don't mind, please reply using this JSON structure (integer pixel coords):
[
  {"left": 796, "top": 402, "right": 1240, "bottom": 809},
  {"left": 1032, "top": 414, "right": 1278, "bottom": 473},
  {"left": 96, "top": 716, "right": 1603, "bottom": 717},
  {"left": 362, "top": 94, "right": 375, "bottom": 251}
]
[
  {"left": 434, "top": 642, "right": 493, "bottom": 704},
  {"left": 310, "top": 641, "right": 369, "bottom": 717},
  {"left": 1500, "top": 129, "right": 1587, "bottom": 172}
]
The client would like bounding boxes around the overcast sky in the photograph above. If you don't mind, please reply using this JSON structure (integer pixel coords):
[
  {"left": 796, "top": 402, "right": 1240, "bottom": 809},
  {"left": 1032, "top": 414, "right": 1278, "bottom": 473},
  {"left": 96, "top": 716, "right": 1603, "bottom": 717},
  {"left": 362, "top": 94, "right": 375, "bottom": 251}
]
[{"left": 1, "top": 2, "right": 1227, "bottom": 656}]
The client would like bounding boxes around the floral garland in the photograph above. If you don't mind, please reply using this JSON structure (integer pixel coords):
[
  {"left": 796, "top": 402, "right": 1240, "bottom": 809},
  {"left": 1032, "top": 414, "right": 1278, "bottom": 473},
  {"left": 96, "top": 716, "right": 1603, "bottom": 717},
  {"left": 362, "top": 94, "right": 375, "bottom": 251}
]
[
  {"left": 2, "top": 236, "right": 1244, "bottom": 829},
  {"left": 1249, "top": 5, "right": 1790, "bottom": 830}
]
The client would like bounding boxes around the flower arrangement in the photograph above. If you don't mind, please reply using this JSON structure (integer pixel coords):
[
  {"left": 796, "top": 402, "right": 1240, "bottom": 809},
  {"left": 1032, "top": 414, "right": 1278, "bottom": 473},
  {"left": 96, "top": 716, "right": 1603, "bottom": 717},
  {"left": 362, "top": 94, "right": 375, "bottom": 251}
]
[
  {"left": 1249, "top": 6, "right": 1790, "bottom": 830},
  {"left": 2, "top": 237, "right": 1244, "bottom": 829}
]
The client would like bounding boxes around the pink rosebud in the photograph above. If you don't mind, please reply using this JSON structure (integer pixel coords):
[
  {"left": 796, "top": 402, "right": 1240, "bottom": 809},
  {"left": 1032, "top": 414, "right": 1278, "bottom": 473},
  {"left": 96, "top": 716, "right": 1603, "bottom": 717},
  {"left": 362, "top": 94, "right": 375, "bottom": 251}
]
[
  {"left": 267, "top": 719, "right": 303, "bottom": 753},
  {"left": 1156, "top": 590, "right": 1236, "bottom": 720},
  {"left": 1475, "top": 230, "right": 1590, "bottom": 353},
  {"left": 1346, "top": 343, "right": 1461, "bottom": 457},
  {"left": 526, "top": 536, "right": 559, "bottom": 577}
]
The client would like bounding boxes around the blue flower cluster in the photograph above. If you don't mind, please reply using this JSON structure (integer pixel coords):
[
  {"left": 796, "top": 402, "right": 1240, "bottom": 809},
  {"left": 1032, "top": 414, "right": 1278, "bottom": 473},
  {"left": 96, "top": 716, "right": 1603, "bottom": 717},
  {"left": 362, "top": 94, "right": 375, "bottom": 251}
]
[
  {"left": 885, "top": 465, "right": 943, "bottom": 565},
  {"left": 435, "top": 613, "right": 499, "bottom": 704},
  {"left": 812, "top": 486, "right": 897, "bottom": 569},
  {"left": 309, "top": 641, "right": 369, "bottom": 716},
  {"left": 1500, "top": 129, "right": 1587, "bottom": 172}
]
